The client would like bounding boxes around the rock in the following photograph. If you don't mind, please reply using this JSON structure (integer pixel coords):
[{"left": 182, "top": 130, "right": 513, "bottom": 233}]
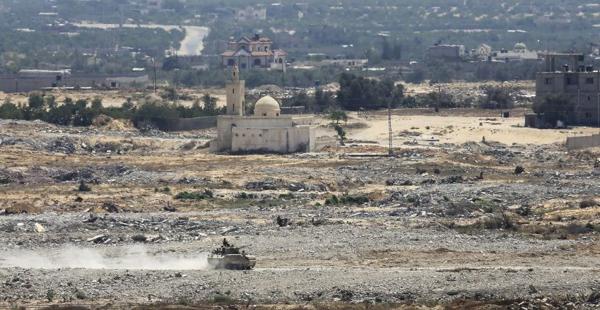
[
  {"left": 46, "top": 137, "right": 77, "bottom": 154},
  {"left": 588, "top": 291, "right": 600, "bottom": 303},
  {"left": 83, "top": 214, "right": 98, "bottom": 223},
  {"left": 163, "top": 205, "right": 177, "bottom": 212},
  {"left": 87, "top": 234, "right": 108, "bottom": 244},
  {"left": 146, "top": 235, "right": 162, "bottom": 242},
  {"left": 276, "top": 216, "right": 291, "bottom": 227},
  {"left": 34, "top": 223, "right": 46, "bottom": 233},
  {"left": 528, "top": 285, "right": 538, "bottom": 294},
  {"left": 514, "top": 166, "right": 525, "bottom": 175},
  {"left": 131, "top": 234, "right": 147, "bottom": 242},
  {"left": 441, "top": 175, "right": 464, "bottom": 184},
  {"left": 102, "top": 202, "right": 119, "bottom": 213}
]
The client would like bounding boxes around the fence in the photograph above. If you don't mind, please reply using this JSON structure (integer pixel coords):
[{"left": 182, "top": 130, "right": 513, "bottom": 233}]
[
  {"left": 566, "top": 133, "right": 600, "bottom": 150},
  {"left": 149, "top": 116, "right": 217, "bottom": 132}
]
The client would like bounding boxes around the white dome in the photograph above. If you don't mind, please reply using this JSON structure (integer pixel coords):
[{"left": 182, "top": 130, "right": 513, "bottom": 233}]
[
  {"left": 514, "top": 42, "right": 527, "bottom": 51},
  {"left": 254, "top": 96, "right": 281, "bottom": 117}
]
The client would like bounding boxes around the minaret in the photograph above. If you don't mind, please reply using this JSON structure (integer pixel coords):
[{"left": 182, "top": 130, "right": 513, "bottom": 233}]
[{"left": 226, "top": 65, "right": 245, "bottom": 116}]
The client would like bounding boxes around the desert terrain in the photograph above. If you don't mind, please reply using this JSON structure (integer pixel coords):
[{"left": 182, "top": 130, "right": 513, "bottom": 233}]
[{"left": 1, "top": 109, "right": 600, "bottom": 309}]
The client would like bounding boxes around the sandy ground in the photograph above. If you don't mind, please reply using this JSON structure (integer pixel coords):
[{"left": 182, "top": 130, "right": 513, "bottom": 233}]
[
  {"left": 348, "top": 111, "right": 599, "bottom": 145},
  {"left": 0, "top": 88, "right": 227, "bottom": 108}
]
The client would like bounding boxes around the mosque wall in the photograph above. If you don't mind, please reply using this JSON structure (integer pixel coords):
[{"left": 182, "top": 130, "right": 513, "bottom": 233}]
[{"left": 230, "top": 126, "right": 314, "bottom": 153}]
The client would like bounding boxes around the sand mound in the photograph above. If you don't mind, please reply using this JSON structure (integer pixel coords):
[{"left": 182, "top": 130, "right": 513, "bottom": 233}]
[{"left": 92, "top": 115, "right": 137, "bottom": 132}]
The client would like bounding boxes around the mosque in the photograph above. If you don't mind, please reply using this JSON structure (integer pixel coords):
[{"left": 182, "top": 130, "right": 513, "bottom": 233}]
[{"left": 210, "top": 66, "right": 318, "bottom": 154}]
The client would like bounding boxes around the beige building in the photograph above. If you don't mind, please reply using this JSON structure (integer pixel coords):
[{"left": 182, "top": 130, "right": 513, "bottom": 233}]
[
  {"left": 221, "top": 35, "right": 287, "bottom": 71},
  {"left": 211, "top": 66, "right": 318, "bottom": 154},
  {"left": 527, "top": 53, "right": 600, "bottom": 127}
]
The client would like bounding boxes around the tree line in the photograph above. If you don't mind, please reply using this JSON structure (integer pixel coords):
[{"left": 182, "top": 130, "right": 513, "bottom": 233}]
[{"left": 0, "top": 93, "right": 223, "bottom": 127}]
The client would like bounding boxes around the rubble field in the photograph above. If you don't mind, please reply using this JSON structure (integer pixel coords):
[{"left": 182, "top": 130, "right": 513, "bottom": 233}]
[{"left": 1, "top": 111, "right": 600, "bottom": 309}]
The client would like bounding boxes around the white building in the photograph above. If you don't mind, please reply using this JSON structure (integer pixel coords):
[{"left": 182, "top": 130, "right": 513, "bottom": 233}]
[{"left": 211, "top": 66, "right": 318, "bottom": 154}]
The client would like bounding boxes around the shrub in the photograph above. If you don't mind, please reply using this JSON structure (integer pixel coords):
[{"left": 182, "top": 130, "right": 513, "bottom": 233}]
[
  {"left": 0, "top": 100, "right": 24, "bottom": 119},
  {"left": 78, "top": 181, "right": 91, "bottom": 192},
  {"left": 325, "top": 194, "right": 370, "bottom": 205},
  {"left": 46, "top": 289, "right": 55, "bottom": 302},
  {"left": 175, "top": 190, "right": 214, "bottom": 200},
  {"left": 514, "top": 166, "right": 525, "bottom": 175},
  {"left": 580, "top": 199, "right": 598, "bottom": 209}
]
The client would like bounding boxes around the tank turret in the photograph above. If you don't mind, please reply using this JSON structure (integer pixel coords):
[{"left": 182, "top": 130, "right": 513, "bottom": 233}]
[{"left": 208, "top": 238, "right": 256, "bottom": 270}]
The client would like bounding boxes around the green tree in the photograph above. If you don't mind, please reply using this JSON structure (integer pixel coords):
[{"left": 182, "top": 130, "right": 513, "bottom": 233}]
[
  {"left": 0, "top": 99, "right": 24, "bottom": 119},
  {"left": 337, "top": 73, "right": 404, "bottom": 110},
  {"left": 201, "top": 93, "right": 218, "bottom": 115},
  {"left": 328, "top": 110, "right": 348, "bottom": 125},
  {"left": 479, "top": 85, "right": 515, "bottom": 109},
  {"left": 314, "top": 89, "right": 334, "bottom": 112}
]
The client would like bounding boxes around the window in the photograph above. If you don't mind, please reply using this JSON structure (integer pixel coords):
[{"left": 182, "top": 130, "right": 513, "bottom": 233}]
[
  {"left": 544, "top": 78, "right": 553, "bottom": 85},
  {"left": 586, "top": 78, "right": 594, "bottom": 84},
  {"left": 254, "top": 59, "right": 261, "bottom": 66},
  {"left": 227, "top": 59, "right": 235, "bottom": 66},
  {"left": 566, "top": 77, "right": 577, "bottom": 85},
  {"left": 263, "top": 113, "right": 267, "bottom": 116},
  {"left": 586, "top": 112, "right": 592, "bottom": 118}
]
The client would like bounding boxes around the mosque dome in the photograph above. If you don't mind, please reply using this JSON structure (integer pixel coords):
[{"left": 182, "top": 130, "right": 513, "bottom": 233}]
[
  {"left": 254, "top": 96, "right": 281, "bottom": 117},
  {"left": 514, "top": 42, "right": 527, "bottom": 51}
]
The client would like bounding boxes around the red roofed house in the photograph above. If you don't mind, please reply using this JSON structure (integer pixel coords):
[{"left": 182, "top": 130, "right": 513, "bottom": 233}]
[{"left": 221, "top": 35, "right": 287, "bottom": 71}]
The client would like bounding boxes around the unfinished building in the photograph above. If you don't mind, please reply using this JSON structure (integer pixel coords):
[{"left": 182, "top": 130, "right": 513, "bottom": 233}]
[{"left": 527, "top": 53, "right": 600, "bottom": 127}]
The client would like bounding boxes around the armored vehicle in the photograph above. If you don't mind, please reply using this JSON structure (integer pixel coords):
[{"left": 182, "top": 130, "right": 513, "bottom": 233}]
[{"left": 208, "top": 238, "right": 256, "bottom": 270}]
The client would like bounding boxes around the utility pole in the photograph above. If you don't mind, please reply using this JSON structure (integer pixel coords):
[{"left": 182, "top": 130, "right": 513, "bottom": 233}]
[
  {"left": 388, "top": 99, "right": 393, "bottom": 157},
  {"left": 152, "top": 57, "right": 157, "bottom": 94}
]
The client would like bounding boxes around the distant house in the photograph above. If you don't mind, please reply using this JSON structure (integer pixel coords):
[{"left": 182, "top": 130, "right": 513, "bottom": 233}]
[
  {"left": 491, "top": 43, "right": 541, "bottom": 63},
  {"left": 221, "top": 35, "right": 287, "bottom": 71},
  {"left": 235, "top": 6, "right": 267, "bottom": 21},
  {"left": 426, "top": 44, "right": 465, "bottom": 61}
]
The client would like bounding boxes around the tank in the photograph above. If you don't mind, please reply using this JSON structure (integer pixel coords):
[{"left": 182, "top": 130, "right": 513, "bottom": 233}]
[{"left": 208, "top": 238, "right": 256, "bottom": 270}]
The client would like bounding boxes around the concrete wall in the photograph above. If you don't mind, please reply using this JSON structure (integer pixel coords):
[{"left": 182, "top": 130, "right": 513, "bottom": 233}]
[
  {"left": 0, "top": 73, "right": 149, "bottom": 93},
  {"left": 0, "top": 76, "right": 57, "bottom": 93},
  {"left": 566, "top": 134, "right": 600, "bottom": 150},
  {"left": 150, "top": 116, "right": 217, "bottom": 132}
]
